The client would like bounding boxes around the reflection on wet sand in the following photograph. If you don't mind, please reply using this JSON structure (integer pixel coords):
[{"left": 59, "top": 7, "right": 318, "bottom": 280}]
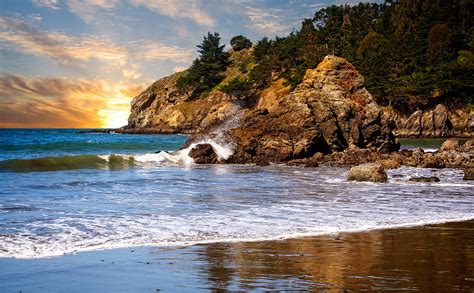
[{"left": 196, "top": 221, "right": 474, "bottom": 291}]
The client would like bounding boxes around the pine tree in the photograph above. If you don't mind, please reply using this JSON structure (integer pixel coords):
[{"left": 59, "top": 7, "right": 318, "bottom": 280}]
[{"left": 176, "top": 32, "right": 230, "bottom": 96}]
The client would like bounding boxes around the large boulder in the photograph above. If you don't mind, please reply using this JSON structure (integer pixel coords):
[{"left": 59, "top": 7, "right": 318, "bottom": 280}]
[
  {"left": 223, "top": 56, "right": 399, "bottom": 164},
  {"left": 347, "top": 163, "right": 388, "bottom": 183},
  {"left": 188, "top": 144, "right": 219, "bottom": 164}
]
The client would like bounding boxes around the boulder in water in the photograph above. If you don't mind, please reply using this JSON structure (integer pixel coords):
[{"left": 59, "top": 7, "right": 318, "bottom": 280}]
[
  {"left": 439, "top": 139, "right": 460, "bottom": 152},
  {"left": 189, "top": 144, "right": 218, "bottom": 164},
  {"left": 463, "top": 168, "right": 474, "bottom": 180},
  {"left": 347, "top": 163, "right": 387, "bottom": 183},
  {"left": 409, "top": 176, "right": 440, "bottom": 183}
]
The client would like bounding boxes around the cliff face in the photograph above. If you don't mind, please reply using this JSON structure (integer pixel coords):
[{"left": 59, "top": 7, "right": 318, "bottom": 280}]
[
  {"left": 221, "top": 56, "right": 399, "bottom": 163},
  {"left": 124, "top": 49, "right": 253, "bottom": 134},
  {"left": 123, "top": 72, "right": 236, "bottom": 134},
  {"left": 384, "top": 104, "right": 474, "bottom": 138}
]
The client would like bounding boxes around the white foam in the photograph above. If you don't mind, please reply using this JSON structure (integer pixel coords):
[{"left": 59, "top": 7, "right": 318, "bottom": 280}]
[
  {"left": 96, "top": 137, "right": 233, "bottom": 167},
  {"left": 1, "top": 164, "right": 473, "bottom": 259}
]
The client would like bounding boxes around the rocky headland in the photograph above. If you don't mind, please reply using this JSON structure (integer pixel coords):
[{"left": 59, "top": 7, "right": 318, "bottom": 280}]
[{"left": 121, "top": 53, "right": 473, "bottom": 179}]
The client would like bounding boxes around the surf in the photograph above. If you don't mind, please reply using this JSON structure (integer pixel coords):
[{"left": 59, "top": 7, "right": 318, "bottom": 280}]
[{"left": 0, "top": 138, "right": 234, "bottom": 172}]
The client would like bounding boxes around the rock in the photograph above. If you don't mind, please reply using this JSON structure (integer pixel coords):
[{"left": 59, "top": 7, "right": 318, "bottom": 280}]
[
  {"left": 222, "top": 56, "right": 399, "bottom": 164},
  {"left": 347, "top": 163, "right": 388, "bottom": 183},
  {"left": 287, "top": 158, "right": 320, "bottom": 167},
  {"left": 188, "top": 144, "right": 218, "bottom": 164},
  {"left": 391, "top": 103, "right": 473, "bottom": 138},
  {"left": 462, "top": 139, "right": 474, "bottom": 152},
  {"left": 439, "top": 139, "right": 460, "bottom": 152},
  {"left": 377, "top": 159, "right": 401, "bottom": 169},
  {"left": 254, "top": 158, "right": 270, "bottom": 166},
  {"left": 409, "top": 176, "right": 440, "bottom": 183},
  {"left": 464, "top": 168, "right": 474, "bottom": 180},
  {"left": 420, "top": 153, "right": 445, "bottom": 168}
]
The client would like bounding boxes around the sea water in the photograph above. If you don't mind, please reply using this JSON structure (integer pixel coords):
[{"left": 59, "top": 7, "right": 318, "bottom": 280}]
[{"left": 0, "top": 129, "right": 473, "bottom": 259}]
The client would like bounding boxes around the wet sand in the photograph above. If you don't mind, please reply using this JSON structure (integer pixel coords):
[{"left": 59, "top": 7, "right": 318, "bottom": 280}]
[{"left": 1, "top": 220, "right": 473, "bottom": 292}]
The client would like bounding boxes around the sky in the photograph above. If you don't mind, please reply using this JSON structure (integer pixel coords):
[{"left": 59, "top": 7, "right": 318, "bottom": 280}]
[{"left": 0, "top": 0, "right": 378, "bottom": 128}]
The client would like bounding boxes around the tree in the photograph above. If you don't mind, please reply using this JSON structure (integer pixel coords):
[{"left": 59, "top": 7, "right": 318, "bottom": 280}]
[
  {"left": 220, "top": 77, "right": 253, "bottom": 99},
  {"left": 356, "top": 31, "right": 389, "bottom": 92},
  {"left": 427, "top": 23, "right": 454, "bottom": 65},
  {"left": 176, "top": 32, "right": 230, "bottom": 96},
  {"left": 230, "top": 35, "right": 252, "bottom": 51}
]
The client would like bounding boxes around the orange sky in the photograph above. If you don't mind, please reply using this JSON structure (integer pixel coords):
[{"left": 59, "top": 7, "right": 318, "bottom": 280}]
[{"left": 0, "top": 75, "right": 144, "bottom": 128}]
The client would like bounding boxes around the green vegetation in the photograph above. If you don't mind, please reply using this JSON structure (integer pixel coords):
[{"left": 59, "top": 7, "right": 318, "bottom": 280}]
[
  {"left": 178, "top": 1, "right": 473, "bottom": 109},
  {"left": 176, "top": 32, "right": 230, "bottom": 97},
  {"left": 247, "top": 0, "right": 473, "bottom": 111},
  {"left": 230, "top": 35, "right": 253, "bottom": 51},
  {"left": 219, "top": 76, "right": 253, "bottom": 99}
]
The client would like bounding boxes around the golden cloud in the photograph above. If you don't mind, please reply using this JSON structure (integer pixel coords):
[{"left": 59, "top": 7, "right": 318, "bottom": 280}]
[{"left": 0, "top": 74, "right": 144, "bottom": 128}]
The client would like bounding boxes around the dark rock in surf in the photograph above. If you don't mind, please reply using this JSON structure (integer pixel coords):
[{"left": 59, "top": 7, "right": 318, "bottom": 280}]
[
  {"left": 409, "top": 176, "right": 440, "bottom": 183},
  {"left": 188, "top": 144, "right": 218, "bottom": 164},
  {"left": 463, "top": 168, "right": 474, "bottom": 180}
]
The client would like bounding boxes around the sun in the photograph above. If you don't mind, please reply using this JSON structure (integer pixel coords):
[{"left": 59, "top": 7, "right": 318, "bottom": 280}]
[{"left": 99, "top": 109, "right": 130, "bottom": 128}]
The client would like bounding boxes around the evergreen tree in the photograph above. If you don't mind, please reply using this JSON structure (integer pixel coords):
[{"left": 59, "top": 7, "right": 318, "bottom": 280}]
[
  {"left": 177, "top": 32, "right": 230, "bottom": 96},
  {"left": 230, "top": 35, "right": 252, "bottom": 51}
]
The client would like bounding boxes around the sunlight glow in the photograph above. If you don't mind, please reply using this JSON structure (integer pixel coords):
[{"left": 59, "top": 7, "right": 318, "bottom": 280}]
[
  {"left": 99, "top": 109, "right": 130, "bottom": 128},
  {"left": 98, "top": 91, "right": 132, "bottom": 128}
]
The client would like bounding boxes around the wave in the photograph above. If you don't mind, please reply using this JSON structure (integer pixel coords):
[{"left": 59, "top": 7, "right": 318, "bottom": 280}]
[
  {"left": 2, "top": 215, "right": 473, "bottom": 259},
  {"left": 0, "top": 141, "right": 180, "bottom": 152},
  {"left": 0, "top": 155, "right": 135, "bottom": 172},
  {"left": 0, "top": 139, "right": 234, "bottom": 172}
]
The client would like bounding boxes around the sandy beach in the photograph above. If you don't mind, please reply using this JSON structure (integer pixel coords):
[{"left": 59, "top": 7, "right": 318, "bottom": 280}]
[{"left": 1, "top": 220, "right": 473, "bottom": 292}]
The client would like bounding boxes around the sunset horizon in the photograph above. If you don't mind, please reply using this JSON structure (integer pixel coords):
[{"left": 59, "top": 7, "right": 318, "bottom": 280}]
[{"left": 0, "top": 0, "right": 368, "bottom": 128}]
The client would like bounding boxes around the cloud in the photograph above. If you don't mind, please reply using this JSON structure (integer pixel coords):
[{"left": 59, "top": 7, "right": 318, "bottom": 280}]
[
  {"left": 32, "top": 0, "right": 61, "bottom": 10},
  {"left": 0, "top": 74, "right": 144, "bottom": 128},
  {"left": 129, "top": 0, "right": 214, "bottom": 27},
  {"left": 0, "top": 16, "right": 127, "bottom": 65},
  {"left": 0, "top": 16, "right": 193, "bottom": 72},
  {"left": 129, "top": 40, "right": 193, "bottom": 63},
  {"left": 173, "top": 66, "right": 187, "bottom": 73},
  {"left": 122, "top": 63, "right": 142, "bottom": 80},
  {"left": 40, "top": 0, "right": 214, "bottom": 27},
  {"left": 244, "top": 6, "right": 290, "bottom": 35},
  {"left": 65, "top": 0, "right": 119, "bottom": 23}
]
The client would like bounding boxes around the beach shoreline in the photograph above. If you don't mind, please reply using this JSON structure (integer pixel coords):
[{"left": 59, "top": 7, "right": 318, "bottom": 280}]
[{"left": 2, "top": 220, "right": 473, "bottom": 292}]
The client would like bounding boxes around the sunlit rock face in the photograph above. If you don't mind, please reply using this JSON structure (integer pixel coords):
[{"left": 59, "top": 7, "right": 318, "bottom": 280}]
[
  {"left": 389, "top": 103, "right": 474, "bottom": 138},
  {"left": 124, "top": 73, "right": 236, "bottom": 134},
  {"left": 125, "top": 55, "right": 400, "bottom": 164},
  {"left": 223, "top": 56, "right": 400, "bottom": 164}
]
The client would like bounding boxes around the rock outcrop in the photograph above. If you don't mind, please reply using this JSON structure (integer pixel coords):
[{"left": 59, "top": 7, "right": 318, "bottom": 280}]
[
  {"left": 347, "top": 163, "right": 388, "bottom": 183},
  {"left": 122, "top": 73, "right": 236, "bottom": 134},
  {"left": 386, "top": 104, "right": 474, "bottom": 138},
  {"left": 221, "top": 56, "right": 399, "bottom": 164}
]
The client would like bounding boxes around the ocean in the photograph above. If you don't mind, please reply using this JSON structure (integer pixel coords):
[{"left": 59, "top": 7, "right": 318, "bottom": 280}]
[{"left": 0, "top": 129, "right": 473, "bottom": 259}]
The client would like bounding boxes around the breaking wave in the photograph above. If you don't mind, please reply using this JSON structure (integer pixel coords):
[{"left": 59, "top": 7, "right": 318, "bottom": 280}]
[{"left": 0, "top": 139, "right": 234, "bottom": 172}]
